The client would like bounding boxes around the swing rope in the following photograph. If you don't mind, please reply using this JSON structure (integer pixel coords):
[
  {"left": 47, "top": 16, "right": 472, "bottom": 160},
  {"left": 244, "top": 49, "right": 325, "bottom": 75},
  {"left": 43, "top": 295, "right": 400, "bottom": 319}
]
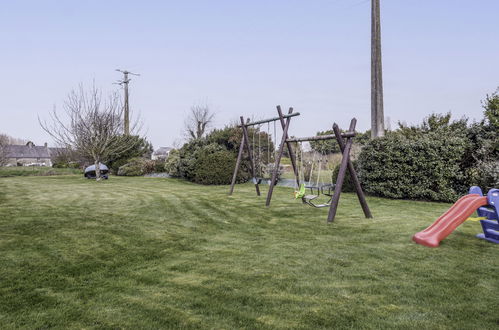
[
  {"left": 294, "top": 142, "right": 306, "bottom": 199},
  {"left": 258, "top": 125, "right": 262, "bottom": 177}
]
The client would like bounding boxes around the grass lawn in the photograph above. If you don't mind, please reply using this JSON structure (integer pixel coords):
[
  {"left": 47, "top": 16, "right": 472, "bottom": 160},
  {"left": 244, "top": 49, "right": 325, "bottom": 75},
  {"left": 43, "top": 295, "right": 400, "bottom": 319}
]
[{"left": 0, "top": 175, "right": 497, "bottom": 329}]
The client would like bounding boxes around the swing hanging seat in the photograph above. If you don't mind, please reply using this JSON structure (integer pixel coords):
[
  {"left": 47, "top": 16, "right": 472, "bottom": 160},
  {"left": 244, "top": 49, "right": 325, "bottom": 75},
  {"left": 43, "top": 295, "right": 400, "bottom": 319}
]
[{"left": 301, "top": 194, "right": 332, "bottom": 208}]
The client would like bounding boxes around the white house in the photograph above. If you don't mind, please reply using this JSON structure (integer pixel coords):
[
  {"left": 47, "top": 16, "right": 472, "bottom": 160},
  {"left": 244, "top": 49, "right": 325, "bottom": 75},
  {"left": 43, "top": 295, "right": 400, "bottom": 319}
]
[{"left": 151, "top": 147, "right": 173, "bottom": 160}]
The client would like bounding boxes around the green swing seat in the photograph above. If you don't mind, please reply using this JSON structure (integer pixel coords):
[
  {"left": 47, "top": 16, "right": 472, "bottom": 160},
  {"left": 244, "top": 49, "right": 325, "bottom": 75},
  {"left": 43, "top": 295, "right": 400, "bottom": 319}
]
[{"left": 295, "top": 183, "right": 335, "bottom": 208}]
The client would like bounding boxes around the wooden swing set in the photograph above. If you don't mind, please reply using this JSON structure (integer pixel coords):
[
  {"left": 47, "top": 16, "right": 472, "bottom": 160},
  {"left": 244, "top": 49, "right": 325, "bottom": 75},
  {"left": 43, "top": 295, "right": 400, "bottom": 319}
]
[{"left": 229, "top": 105, "right": 372, "bottom": 223}]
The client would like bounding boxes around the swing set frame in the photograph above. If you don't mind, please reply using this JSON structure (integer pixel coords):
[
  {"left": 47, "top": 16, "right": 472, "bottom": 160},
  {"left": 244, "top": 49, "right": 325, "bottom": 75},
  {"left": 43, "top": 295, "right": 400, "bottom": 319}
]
[
  {"left": 282, "top": 118, "right": 372, "bottom": 222},
  {"left": 228, "top": 106, "right": 301, "bottom": 197},
  {"left": 230, "top": 106, "right": 372, "bottom": 223}
]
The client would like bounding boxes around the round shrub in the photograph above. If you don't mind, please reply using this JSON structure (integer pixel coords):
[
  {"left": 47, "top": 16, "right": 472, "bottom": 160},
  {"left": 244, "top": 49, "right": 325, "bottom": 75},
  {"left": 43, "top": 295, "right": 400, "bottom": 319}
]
[{"left": 192, "top": 148, "right": 238, "bottom": 185}]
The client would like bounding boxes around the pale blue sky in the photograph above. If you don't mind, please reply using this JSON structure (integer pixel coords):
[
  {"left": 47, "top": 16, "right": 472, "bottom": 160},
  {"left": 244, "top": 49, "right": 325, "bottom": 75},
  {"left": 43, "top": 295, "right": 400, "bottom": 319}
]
[{"left": 1, "top": 0, "right": 498, "bottom": 147}]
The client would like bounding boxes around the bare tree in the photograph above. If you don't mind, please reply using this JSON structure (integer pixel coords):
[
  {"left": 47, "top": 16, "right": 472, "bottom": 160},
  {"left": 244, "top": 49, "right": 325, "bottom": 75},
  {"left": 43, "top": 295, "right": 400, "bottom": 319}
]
[
  {"left": 184, "top": 103, "right": 215, "bottom": 140},
  {"left": 40, "top": 84, "right": 141, "bottom": 180},
  {"left": 0, "top": 133, "right": 9, "bottom": 166}
]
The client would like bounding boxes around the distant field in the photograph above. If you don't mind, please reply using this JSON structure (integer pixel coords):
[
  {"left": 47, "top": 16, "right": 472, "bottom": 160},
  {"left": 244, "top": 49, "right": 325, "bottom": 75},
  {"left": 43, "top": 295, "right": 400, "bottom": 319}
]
[
  {"left": 0, "top": 166, "right": 81, "bottom": 177},
  {"left": 0, "top": 175, "right": 497, "bottom": 329}
]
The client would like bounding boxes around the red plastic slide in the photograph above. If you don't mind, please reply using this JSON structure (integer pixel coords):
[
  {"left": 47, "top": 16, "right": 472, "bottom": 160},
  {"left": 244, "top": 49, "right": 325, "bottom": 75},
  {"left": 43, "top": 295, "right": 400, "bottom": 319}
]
[{"left": 412, "top": 194, "right": 488, "bottom": 247}]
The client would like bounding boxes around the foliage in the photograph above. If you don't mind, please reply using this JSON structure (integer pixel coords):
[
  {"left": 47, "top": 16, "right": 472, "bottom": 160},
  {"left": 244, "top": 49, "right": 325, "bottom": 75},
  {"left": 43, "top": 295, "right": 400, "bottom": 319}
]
[
  {"left": 482, "top": 88, "right": 499, "bottom": 130},
  {"left": 206, "top": 127, "right": 241, "bottom": 151},
  {"left": 166, "top": 126, "right": 271, "bottom": 185},
  {"left": 152, "top": 159, "right": 166, "bottom": 173},
  {"left": 50, "top": 148, "right": 82, "bottom": 169},
  {"left": 310, "top": 130, "right": 370, "bottom": 154},
  {"left": 192, "top": 147, "right": 238, "bottom": 185},
  {"left": 107, "top": 135, "right": 153, "bottom": 173},
  {"left": 358, "top": 131, "right": 470, "bottom": 202},
  {"left": 331, "top": 160, "right": 358, "bottom": 193},
  {"left": 117, "top": 157, "right": 155, "bottom": 176},
  {"left": 52, "top": 161, "right": 80, "bottom": 169},
  {"left": 358, "top": 92, "right": 499, "bottom": 203},
  {"left": 164, "top": 149, "right": 181, "bottom": 177},
  {"left": 396, "top": 112, "right": 468, "bottom": 138}
]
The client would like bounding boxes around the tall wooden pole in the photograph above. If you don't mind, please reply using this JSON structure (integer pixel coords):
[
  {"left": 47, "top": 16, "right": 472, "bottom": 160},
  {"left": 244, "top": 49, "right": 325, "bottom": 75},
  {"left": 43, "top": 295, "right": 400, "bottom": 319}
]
[
  {"left": 371, "top": 0, "right": 385, "bottom": 138},
  {"left": 116, "top": 69, "right": 140, "bottom": 135},
  {"left": 123, "top": 71, "right": 130, "bottom": 135}
]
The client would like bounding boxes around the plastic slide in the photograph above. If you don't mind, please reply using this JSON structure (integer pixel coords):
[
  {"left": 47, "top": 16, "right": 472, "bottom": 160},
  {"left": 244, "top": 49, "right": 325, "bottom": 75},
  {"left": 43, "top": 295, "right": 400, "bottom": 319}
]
[{"left": 412, "top": 194, "right": 488, "bottom": 247}]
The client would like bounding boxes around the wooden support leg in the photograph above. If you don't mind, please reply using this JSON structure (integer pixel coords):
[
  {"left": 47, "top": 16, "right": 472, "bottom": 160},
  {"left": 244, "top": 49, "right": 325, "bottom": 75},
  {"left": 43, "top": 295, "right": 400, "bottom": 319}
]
[
  {"left": 240, "top": 116, "right": 260, "bottom": 196},
  {"left": 327, "top": 119, "right": 356, "bottom": 223},
  {"left": 266, "top": 108, "right": 293, "bottom": 206},
  {"left": 276, "top": 105, "right": 300, "bottom": 188},
  {"left": 229, "top": 134, "right": 245, "bottom": 195},
  {"left": 332, "top": 121, "right": 373, "bottom": 219}
]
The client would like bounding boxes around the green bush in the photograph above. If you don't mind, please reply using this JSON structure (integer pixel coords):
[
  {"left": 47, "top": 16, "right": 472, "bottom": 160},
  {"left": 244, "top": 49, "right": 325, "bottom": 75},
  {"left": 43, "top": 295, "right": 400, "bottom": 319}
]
[
  {"left": 164, "top": 149, "right": 181, "bottom": 177},
  {"left": 107, "top": 136, "right": 153, "bottom": 174},
  {"left": 310, "top": 130, "right": 370, "bottom": 154},
  {"left": 117, "top": 158, "right": 155, "bottom": 176},
  {"left": 167, "top": 127, "right": 256, "bottom": 185},
  {"left": 358, "top": 133, "right": 469, "bottom": 202},
  {"left": 332, "top": 160, "right": 358, "bottom": 193},
  {"left": 152, "top": 159, "right": 166, "bottom": 173},
  {"left": 192, "top": 148, "right": 239, "bottom": 185}
]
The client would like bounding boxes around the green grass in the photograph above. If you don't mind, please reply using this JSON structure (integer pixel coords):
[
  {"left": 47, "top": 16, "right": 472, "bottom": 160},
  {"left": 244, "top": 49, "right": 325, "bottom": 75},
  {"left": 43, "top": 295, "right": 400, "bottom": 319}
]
[
  {"left": 0, "top": 166, "right": 81, "bottom": 177},
  {"left": 0, "top": 175, "right": 497, "bottom": 329}
]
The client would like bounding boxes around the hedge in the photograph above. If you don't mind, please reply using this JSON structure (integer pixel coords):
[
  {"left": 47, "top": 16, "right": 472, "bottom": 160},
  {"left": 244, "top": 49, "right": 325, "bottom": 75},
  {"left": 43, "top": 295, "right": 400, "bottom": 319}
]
[
  {"left": 331, "top": 160, "right": 358, "bottom": 193},
  {"left": 358, "top": 133, "right": 469, "bottom": 202}
]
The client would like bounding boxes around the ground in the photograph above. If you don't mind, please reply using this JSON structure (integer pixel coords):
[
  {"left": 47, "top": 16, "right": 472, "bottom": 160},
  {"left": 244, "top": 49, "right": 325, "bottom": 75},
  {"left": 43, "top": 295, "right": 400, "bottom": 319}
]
[{"left": 0, "top": 174, "right": 497, "bottom": 329}]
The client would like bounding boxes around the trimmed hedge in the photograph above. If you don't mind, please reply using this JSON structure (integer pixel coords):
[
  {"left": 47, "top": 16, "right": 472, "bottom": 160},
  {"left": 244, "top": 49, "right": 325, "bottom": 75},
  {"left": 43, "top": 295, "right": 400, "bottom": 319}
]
[{"left": 358, "top": 133, "right": 469, "bottom": 202}]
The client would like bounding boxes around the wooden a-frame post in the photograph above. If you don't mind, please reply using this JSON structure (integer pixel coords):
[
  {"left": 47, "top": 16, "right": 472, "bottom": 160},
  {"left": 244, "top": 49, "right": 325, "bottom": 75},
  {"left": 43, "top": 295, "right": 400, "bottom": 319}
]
[
  {"left": 276, "top": 105, "right": 300, "bottom": 189},
  {"left": 331, "top": 122, "right": 372, "bottom": 220},
  {"left": 230, "top": 108, "right": 300, "bottom": 199},
  {"left": 240, "top": 116, "right": 261, "bottom": 196},
  {"left": 265, "top": 107, "right": 293, "bottom": 206},
  {"left": 229, "top": 132, "right": 246, "bottom": 195},
  {"left": 327, "top": 118, "right": 372, "bottom": 222}
]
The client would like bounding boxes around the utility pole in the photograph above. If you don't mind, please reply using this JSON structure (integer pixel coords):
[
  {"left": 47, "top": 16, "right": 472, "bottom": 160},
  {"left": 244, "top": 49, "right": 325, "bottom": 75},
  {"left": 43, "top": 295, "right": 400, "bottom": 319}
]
[
  {"left": 371, "top": 0, "right": 384, "bottom": 138},
  {"left": 116, "top": 69, "right": 140, "bottom": 135}
]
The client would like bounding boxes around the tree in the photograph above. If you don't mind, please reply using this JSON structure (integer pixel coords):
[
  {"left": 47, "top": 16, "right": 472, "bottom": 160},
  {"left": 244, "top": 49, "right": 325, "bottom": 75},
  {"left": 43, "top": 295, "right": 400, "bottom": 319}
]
[
  {"left": 184, "top": 103, "right": 215, "bottom": 140},
  {"left": 40, "top": 84, "right": 141, "bottom": 180},
  {"left": 0, "top": 133, "right": 9, "bottom": 166},
  {"left": 483, "top": 88, "right": 499, "bottom": 130},
  {"left": 106, "top": 135, "right": 153, "bottom": 173}
]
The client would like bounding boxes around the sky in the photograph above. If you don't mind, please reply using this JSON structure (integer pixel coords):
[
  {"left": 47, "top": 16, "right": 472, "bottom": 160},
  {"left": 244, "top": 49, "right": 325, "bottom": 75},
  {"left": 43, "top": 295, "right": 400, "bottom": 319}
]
[{"left": 0, "top": 0, "right": 498, "bottom": 148}]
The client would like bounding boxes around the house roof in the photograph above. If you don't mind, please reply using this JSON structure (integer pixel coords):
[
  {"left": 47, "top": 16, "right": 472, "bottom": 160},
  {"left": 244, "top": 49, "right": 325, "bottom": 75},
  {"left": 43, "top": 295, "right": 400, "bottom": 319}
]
[
  {"left": 6, "top": 145, "right": 50, "bottom": 159},
  {"left": 152, "top": 147, "right": 173, "bottom": 156}
]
